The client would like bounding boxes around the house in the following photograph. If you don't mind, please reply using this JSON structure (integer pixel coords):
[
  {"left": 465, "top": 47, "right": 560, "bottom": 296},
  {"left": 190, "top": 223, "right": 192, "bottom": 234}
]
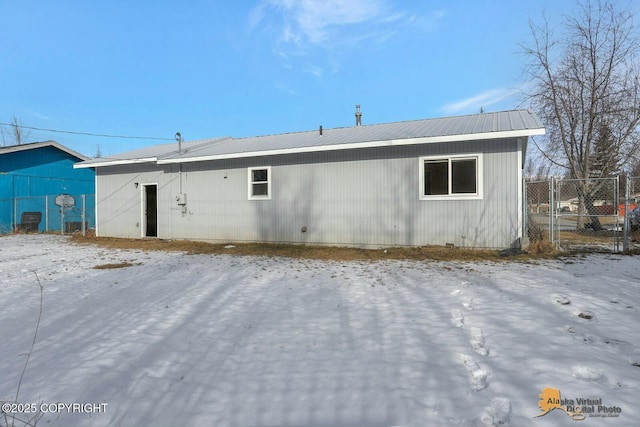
[
  {"left": 565, "top": 196, "right": 608, "bottom": 212},
  {"left": 75, "top": 109, "right": 545, "bottom": 248},
  {"left": 0, "top": 141, "right": 95, "bottom": 233}
]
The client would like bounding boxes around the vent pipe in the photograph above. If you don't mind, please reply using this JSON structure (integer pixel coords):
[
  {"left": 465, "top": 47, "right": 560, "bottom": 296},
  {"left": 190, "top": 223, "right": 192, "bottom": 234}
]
[
  {"left": 355, "top": 105, "right": 362, "bottom": 126},
  {"left": 175, "top": 132, "right": 182, "bottom": 154},
  {"left": 319, "top": 125, "right": 323, "bottom": 136}
]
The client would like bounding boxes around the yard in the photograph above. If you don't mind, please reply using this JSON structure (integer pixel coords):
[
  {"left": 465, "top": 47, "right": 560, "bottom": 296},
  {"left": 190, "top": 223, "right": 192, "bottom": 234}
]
[{"left": 0, "top": 235, "right": 638, "bottom": 427}]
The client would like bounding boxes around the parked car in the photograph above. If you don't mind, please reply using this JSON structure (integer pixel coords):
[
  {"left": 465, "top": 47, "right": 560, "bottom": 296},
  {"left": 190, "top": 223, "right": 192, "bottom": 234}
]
[{"left": 629, "top": 206, "right": 640, "bottom": 231}]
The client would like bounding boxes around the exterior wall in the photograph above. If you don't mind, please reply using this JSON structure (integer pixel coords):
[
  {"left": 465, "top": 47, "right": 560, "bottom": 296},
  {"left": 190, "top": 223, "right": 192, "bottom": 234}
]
[
  {"left": 0, "top": 146, "right": 94, "bottom": 197},
  {"left": 95, "top": 165, "right": 166, "bottom": 238},
  {"left": 96, "top": 139, "right": 522, "bottom": 248},
  {"left": 0, "top": 146, "right": 95, "bottom": 233}
]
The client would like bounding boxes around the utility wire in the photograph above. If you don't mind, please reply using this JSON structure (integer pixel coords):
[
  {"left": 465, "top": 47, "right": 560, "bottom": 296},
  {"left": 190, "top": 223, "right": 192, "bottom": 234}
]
[{"left": 0, "top": 121, "right": 175, "bottom": 141}]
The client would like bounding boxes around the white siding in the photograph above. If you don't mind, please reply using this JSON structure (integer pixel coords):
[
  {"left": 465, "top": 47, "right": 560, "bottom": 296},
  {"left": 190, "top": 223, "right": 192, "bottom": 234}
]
[{"left": 96, "top": 139, "right": 523, "bottom": 248}]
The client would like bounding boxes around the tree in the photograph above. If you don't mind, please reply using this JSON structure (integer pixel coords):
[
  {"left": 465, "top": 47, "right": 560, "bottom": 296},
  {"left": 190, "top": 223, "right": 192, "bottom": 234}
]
[
  {"left": 1, "top": 116, "right": 30, "bottom": 146},
  {"left": 627, "top": 156, "right": 640, "bottom": 197},
  {"left": 629, "top": 154, "right": 640, "bottom": 177},
  {"left": 590, "top": 122, "right": 622, "bottom": 178},
  {"left": 522, "top": 0, "right": 640, "bottom": 229},
  {"left": 525, "top": 155, "right": 552, "bottom": 181}
]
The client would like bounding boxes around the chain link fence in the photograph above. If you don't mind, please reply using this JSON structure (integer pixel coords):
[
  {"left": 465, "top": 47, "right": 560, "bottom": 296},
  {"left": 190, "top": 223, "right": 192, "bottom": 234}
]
[
  {"left": 555, "top": 177, "right": 620, "bottom": 251},
  {"left": 623, "top": 177, "right": 640, "bottom": 251},
  {"left": 526, "top": 176, "right": 640, "bottom": 253},
  {"left": 524, "top": 180, "right": 552, "bottom": 243},
  {"left": 0, "top": 194, "right": 95, "bottom": 236}
]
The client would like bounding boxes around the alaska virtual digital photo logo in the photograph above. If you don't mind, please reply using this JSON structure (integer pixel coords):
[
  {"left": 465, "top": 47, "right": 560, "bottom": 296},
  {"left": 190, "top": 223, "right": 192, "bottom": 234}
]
[{"left": 534, "top": 387, "right": 622, "bottom": 421}]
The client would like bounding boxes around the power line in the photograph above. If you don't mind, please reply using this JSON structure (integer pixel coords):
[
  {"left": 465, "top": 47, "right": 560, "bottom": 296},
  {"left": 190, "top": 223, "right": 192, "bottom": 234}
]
[{"left": 0, "top": 121, "right": 174, "bottom": 141}]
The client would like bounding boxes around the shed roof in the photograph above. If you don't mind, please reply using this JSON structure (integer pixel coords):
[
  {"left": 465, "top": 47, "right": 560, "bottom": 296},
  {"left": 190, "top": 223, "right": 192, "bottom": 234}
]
[
  {"left": 76, "top": 109, "right": 544, "bottom": 168},
  {"left": 0, "top": 140, "right": 89, "bottom": 161}
]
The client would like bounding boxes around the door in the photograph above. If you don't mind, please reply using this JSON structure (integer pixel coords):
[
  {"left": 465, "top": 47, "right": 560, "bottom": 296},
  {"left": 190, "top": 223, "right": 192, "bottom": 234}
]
[{"left": 143, "top": 184, "right": 157, "bottom": 237}]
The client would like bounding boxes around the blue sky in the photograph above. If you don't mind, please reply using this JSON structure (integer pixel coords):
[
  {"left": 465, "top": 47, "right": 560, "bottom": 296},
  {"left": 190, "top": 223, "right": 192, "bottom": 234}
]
[{"left": 0, "top": 0, "right": 634, "bottom": 157}]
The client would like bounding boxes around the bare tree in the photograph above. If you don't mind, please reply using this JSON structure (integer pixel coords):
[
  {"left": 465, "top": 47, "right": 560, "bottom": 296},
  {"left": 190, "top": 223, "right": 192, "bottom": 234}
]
[
  {"left": 629, "top": 155, "right": 640, "bottom": 177},
  {"left": 522, "top": 0, "right": 640, "bottom": 229},
  {"left": 525, "top": 155, "right": 553, "bottom": 214},
  {"left": 0, "top": 121, "right": 7, "bottom": 146},
  {"left": 1, "top": 116, "right": 30, "bottom": 146},
  {"left": 525, "top": 155, "right": 552, "bottom": 181}
]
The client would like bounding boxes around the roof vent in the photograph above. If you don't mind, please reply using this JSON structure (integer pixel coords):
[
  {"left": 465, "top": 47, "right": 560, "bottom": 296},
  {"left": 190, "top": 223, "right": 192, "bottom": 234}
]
[
  {"left": 355, "top": 105, "right": 362, "bottom": 126},
  {"left": 175, "top": 132, "right": 182, "bottom": 154},
  {"left": 319, "top": 125, "right": 323, "bottom": 136}
]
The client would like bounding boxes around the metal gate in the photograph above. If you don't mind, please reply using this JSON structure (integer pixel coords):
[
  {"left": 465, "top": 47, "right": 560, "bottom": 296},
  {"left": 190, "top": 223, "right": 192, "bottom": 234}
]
[
  {"left": 526, "top": 177, "right": 623, "bottom": 252},
  {"left": 554, "top": 178, "right": 620, "bottom": 251}
]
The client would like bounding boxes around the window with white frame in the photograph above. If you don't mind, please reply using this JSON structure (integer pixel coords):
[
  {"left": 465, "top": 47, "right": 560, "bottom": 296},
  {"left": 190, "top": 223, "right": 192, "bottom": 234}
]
[
  {"left": 248, "top": 166, "right": 271, "bottom": 200},
  {"left": 419, "top": 154, "right": 482, "bottom": 200}
]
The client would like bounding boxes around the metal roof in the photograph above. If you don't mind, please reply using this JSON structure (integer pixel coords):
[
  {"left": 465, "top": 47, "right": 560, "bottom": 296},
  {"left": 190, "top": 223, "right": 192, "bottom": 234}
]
[
  {"left": 0, "top": 140, "right": 89, "bottom": 161},
  {"left": 76, "top": 109, "right": 544, "bottom": 168},
  {"left": 74, "top": 137, "right": 231, "bottom": 168}
]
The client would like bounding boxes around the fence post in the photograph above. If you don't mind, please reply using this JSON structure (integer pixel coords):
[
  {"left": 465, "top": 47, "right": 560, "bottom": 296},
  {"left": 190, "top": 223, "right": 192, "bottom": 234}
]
[
  {"left": 81, "top": 194, "right": 86, "bottom": 236},
  {"left": 624, "top": 175, "right": 630, "bottom": 253},
  {"left": 550, "top": 177, "right": 555, "bottom": 246},
  {"left": 615, "top": 176, "right": 620, "bottom": 253},
  {"left": 522, "top": 178, "right": 527, "bottom": 248}
]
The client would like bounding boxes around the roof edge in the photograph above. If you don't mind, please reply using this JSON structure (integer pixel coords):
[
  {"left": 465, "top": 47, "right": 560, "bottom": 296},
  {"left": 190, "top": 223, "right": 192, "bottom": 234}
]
[
  {"left": 74, "top": 157, "right": 157, "bottom": 168},
  {"left": 158, "top": 128, "right": 545, "bottom": 165},
  {"left": 1, "top": 140, "right": 89, "bottom": 161}
]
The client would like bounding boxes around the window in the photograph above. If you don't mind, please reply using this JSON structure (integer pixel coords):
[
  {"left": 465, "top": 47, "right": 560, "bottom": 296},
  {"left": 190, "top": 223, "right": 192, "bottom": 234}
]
[
  {"left": 248, "top": 166, "right": 271, "bottom": 200},
  {"left": 424, "top": 160, "right": 449, "bottom": 195},
  {"left": 420, "top": 155, "right": 482, "bottom": 200}
]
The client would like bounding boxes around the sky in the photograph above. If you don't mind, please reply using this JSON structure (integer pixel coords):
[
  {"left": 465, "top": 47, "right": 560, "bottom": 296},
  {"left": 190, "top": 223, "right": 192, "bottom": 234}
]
[{"left": 1, "top": 0, "right": 637, "bottom": 157}]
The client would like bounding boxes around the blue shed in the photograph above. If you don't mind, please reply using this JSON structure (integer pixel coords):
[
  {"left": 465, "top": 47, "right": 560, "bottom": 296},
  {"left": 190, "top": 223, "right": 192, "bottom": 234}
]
[{"left": 0, "top": 141, "right": 95, "bottom": 233}]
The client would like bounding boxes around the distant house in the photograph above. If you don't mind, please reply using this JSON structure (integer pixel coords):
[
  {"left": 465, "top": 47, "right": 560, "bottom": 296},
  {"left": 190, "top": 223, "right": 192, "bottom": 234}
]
[
  {"left": 75, "top": 109, "right": 545, "bottom": 249},
  {"left": 564, "top": 196, "right": 608, "bottom": 212},
  {"left": 0, "top": 141, "right": 95, "bottom": 233}
]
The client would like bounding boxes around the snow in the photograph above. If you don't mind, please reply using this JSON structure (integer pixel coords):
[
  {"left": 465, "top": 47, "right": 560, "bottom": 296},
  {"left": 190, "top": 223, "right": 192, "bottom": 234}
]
[{"left": 0, "top": 234, "right": 638, "bottom": 427}]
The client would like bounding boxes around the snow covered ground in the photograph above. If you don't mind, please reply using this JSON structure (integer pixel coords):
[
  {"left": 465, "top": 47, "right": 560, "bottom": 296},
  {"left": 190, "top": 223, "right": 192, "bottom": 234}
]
[{"left": 0, "top": 234, "right": 638, "bottom": 427}]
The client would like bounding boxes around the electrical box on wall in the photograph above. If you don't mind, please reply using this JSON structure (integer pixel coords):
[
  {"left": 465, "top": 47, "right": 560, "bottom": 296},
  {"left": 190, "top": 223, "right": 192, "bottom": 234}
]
[{"left": 176, "top": 193, "right": 187, "bottom": 206}]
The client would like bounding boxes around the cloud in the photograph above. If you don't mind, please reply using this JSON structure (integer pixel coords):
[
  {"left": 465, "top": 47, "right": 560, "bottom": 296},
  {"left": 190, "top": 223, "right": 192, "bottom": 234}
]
[
  {"left": 441, "top": 87, "right": 522, "bottom": 115},
  {"left": 19, "top": 108, "right": 52, "bottom": 121},
  {"left": 304, "top": 63, "right": 323, "bottom": 78},
  {"left": 248, "top": 1, "right": 445, "bottom": 82},
  {"left": 249, "top": 0, "right": 443, "bottom": 56},
  {"left": 406, "top": 9, "right": 446, "bottom": 33},
  {"left": 273, "top": 82, "right": 298, "bottom": 95},
  {"left": 250, "top": 0, "right": 393, "bottom": 45},
  {"left": 292, "top": 0, "right": 391, "bottom": 44}
]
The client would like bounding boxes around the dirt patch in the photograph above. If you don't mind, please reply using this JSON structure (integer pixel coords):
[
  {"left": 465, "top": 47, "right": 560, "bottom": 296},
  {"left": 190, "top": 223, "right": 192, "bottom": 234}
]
[
  {"left": 527, "top": 240, "right": 560, "bottom": 256},
  {"left": 70, "top": 235, "right": 560, "bottom": 262},
  {"left": 93, "top": 262, "right": 137, "bottom": 269}
]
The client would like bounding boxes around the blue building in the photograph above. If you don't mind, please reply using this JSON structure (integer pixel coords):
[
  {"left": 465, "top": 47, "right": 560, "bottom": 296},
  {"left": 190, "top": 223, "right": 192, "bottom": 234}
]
[{"left": 0, "top": 141, "right": 95, "bottom": 233}]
